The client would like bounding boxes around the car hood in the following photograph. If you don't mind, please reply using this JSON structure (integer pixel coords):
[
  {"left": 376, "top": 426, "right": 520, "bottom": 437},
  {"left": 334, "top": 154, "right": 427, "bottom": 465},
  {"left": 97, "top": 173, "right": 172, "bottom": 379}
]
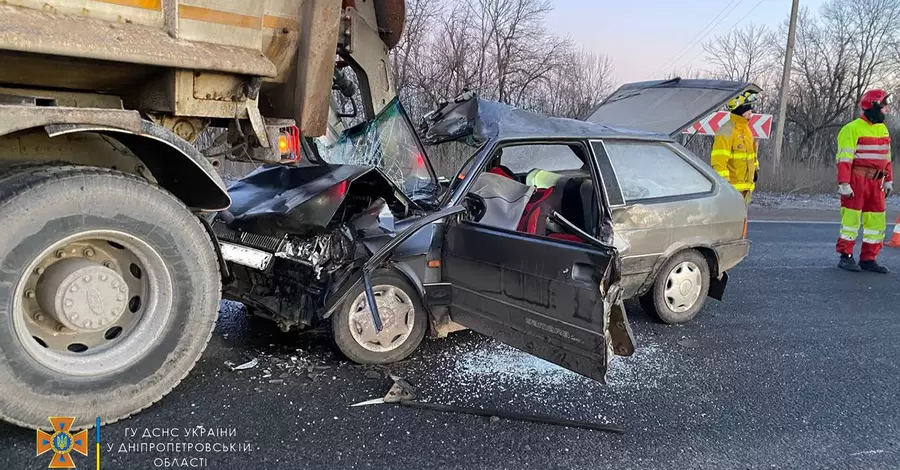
[
  {"left": 582, "top": 78, "right": 761, "bottom": 137},
  {"left": 219, "top": 163, "right": 390, "bottom": 237}
]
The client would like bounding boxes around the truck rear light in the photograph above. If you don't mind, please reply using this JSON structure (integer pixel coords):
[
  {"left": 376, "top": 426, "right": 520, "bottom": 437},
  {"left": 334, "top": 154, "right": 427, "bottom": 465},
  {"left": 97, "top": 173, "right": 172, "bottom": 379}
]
[{"left": 278, "top": 125, "right": 302, "bottom": 162}]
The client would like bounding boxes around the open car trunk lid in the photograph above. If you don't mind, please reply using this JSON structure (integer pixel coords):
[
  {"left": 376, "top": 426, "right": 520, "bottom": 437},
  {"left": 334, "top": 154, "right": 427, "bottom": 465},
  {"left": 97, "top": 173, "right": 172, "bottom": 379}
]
[{"left": 582, "top": 78, "right": 761, "bottom": 137}]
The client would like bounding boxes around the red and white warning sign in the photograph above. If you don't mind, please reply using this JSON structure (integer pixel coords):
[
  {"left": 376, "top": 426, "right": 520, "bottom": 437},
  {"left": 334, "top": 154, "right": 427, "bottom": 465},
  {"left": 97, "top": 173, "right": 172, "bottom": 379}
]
[{"left": 682, "top": 111, "right": 773, "bottom": 139}]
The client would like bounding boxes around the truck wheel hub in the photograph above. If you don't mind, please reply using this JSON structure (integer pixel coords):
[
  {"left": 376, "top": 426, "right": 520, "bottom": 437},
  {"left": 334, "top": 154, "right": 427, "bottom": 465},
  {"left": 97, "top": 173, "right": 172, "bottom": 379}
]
[{"left": 37, "top": 258, "right": 129, "bottom": 332}]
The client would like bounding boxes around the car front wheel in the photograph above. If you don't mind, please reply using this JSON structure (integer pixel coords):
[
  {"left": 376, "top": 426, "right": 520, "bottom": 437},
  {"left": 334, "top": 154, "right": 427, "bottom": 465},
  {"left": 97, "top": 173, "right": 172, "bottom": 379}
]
[
  {"left": 331, "top": 270, "right": 427, "bottom": 364},
  {"left": 640, "top": 249, "right": 710, "bottom": 324}
]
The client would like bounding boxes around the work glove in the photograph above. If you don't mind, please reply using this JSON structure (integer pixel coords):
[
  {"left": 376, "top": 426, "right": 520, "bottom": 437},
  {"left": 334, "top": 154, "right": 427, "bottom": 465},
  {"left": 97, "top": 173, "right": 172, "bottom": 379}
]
[
  {"left": 838, "top": 183, "right": 854, "bottom": 197},
  {"left": 884, "top": 180, "right": 893, "bottom": 198}
]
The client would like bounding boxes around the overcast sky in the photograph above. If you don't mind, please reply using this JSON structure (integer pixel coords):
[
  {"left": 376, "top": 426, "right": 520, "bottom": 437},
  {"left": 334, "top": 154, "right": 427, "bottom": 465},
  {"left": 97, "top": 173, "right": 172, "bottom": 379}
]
[{"left": 545, "top": 0, "right": 827, "bottom": 84}]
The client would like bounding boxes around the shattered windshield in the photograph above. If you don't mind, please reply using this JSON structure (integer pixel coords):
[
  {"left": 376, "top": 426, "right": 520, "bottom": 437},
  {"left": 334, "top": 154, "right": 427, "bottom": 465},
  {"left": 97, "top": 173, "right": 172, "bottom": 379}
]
[{"left": 313, "top": 98, "right": 439, "bottom": 202}]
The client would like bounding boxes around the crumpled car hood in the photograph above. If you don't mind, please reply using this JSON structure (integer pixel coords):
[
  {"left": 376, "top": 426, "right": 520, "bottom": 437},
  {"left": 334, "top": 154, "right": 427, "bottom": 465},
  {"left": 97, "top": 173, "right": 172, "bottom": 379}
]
[{"left": 220, "top": 163, "right": 379, "bottom": 237}]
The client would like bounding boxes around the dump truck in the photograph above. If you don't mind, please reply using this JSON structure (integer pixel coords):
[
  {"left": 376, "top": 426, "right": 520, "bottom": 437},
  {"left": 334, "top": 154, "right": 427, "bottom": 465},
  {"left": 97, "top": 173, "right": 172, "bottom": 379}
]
[{"left": 0, "top": 0, "right": 405, "bottom": 430}]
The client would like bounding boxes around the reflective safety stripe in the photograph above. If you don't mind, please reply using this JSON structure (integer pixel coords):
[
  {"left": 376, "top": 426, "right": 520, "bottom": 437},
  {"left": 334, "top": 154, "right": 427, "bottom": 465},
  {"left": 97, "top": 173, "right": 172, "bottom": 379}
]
[
  {"left": 864, "top": 228, "right": 881, "bottom": 235},
  {"left": 855, "top": 152, "right": 890, "bottom": 160},
  {"left": 856, "top": 144, "right": 890, "bottom": 151},
  {"left": 733, "top": 182, "right": 755, "bottom": 191},
  {"left": 840, "top": 207, "right": 862, "bottom": 241},
  {"left": 863, "top": 237, "right": 884, "bottom": 244},
  {"left": 730, "top": 152, "right": 757, "bottom": 160},
  {"left": 711, "top": 150, "right": 732, "bottom": 158},
  {"left": 717, "top": 170, "right": 730, "bottom": 179},
  {"left": 837, "top": 156, "right": 853, "bottom": 164}
]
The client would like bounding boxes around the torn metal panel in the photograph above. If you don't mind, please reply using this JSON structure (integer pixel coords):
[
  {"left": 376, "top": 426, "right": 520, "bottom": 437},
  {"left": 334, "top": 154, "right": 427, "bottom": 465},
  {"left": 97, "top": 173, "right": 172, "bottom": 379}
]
[
  {"left": 350, "top": 198, "right": 397, "bottom": 238},
  {"left": 418, "top": 90, "right": 669, "bottom": 147},
  {"left": 222, "top": 163, "right": 382, "bottom": 237}
]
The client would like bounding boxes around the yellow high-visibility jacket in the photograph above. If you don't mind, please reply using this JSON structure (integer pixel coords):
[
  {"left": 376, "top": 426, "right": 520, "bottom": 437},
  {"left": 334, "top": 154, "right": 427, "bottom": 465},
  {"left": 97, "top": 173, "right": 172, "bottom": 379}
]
[{"left": 711, "top": 113, "right": 758, "bottom": 193}]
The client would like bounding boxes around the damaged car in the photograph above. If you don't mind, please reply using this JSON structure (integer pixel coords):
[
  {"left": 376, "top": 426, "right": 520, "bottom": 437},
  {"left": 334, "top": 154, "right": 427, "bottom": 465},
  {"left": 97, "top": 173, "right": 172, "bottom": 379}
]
[
  {"left": 419, "top": 78, "right": 757, "bottom": 325},
  {"left": 212, "top": 94, "right": 637, "bottom": 382}
]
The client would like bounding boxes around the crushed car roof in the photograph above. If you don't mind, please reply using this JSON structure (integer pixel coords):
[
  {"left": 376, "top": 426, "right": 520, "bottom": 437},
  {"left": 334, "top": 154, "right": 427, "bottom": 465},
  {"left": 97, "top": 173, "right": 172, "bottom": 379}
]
[{"left": 418, "top": 90, "right": 674, "bottom": 146}]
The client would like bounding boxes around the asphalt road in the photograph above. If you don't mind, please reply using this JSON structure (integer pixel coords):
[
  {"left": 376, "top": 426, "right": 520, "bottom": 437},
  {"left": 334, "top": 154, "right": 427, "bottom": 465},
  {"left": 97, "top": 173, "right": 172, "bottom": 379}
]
[{"left": 4, "top": 219, "right": 900, "bottom": 470}]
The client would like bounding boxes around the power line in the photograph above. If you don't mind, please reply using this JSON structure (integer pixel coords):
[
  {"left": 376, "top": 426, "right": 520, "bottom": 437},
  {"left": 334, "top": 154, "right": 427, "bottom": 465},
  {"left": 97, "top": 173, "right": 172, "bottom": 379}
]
[
  {"left": 677, "top": 0, "right": 770, "bottom": 76},
  {"left": 660, "top": 0, "right": 750, "bottom": 77},
  {"left": 649, "top": 0, "right": 746, "bottom": 79},
  {"left": 649, "top": 0, "right": 742, "bottom": 78}
]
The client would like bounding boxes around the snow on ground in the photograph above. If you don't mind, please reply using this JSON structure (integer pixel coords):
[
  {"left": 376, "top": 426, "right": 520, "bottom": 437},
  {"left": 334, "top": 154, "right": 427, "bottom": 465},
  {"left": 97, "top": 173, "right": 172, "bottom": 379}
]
[{"left": 752, "top": 191, "right": 900, "bottom": 212}]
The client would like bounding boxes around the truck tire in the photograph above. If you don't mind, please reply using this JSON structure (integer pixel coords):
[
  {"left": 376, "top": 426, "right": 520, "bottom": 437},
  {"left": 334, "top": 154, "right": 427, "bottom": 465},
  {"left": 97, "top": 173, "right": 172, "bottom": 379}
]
[
  {"left": 639, "top": 249, "right": 710, "bottom": 324},
  {"left": 0, "top": 164, "right": 220, "bottom": 431},
  {"left": 331, "top": 270, "right": 427, "bottom": 364}
]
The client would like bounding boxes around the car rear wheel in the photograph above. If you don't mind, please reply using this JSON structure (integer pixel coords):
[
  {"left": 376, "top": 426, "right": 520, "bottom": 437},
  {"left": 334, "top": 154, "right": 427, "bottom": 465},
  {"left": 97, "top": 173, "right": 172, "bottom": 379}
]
[
  {"left": 0, "top": 165, "right": 220, "bottom": 431},
  {"left": 639, "top": 249, "right": 710, "bottom": 324},
  {"left": 331, "top": 270, "right": 427, "bottom": 364}
]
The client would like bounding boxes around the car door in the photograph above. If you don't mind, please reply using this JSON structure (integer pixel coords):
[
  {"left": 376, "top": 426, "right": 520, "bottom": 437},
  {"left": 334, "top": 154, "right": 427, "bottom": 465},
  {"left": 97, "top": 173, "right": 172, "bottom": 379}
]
[{"left": 441, "top": 221, "right": 619, "bottom": 381}]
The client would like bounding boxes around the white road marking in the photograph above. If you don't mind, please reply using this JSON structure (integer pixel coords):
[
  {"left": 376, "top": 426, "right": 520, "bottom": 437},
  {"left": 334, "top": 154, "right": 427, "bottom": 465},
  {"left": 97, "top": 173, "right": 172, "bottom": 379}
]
[{"left": 750, "top": 219, "right": 839, "bottom": 225}]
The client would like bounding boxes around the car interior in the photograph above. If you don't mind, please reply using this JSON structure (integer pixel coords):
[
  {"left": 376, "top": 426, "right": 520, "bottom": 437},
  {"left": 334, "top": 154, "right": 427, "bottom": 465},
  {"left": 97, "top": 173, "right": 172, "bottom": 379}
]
[{"left": 467, "top": 142, "right": 603, "bottom": 244}]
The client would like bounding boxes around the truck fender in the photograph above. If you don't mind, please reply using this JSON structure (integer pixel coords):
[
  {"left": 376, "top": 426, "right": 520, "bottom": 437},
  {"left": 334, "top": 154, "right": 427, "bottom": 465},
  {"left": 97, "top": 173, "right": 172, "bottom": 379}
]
[{"left": 44, "top": 120, "right": 231, "bottom": 211}]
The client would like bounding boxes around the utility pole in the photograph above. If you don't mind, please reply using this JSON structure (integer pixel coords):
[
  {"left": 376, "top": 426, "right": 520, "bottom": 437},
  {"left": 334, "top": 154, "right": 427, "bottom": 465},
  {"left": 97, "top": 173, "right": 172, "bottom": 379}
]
[{"left": 772, "top": 0, "right": 800, "bottom": 173}]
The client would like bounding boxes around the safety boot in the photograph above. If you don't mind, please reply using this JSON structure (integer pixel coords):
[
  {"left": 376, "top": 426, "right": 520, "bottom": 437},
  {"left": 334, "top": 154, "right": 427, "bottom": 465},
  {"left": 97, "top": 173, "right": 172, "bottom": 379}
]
[
  {"left": 838, "top": 254, "right": 861, "bottom": 272},
  {"left": 859, "top": 259, "right": 889, "bottom": 274}
]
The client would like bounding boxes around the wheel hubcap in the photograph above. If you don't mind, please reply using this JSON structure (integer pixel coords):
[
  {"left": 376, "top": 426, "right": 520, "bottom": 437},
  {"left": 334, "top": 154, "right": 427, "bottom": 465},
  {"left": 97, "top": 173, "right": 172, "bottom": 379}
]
[
  {"left": 13, "top": 230, "right": 173, "bottom": 376},
  {"left": 37, "top": 258, "right": 130, "bottom": 332},
  {"left": 663, "top": 261, "right": 703, "bottom": 313},
  {"left": 348, "top": 285, "right": 415, "bottom": 353}
]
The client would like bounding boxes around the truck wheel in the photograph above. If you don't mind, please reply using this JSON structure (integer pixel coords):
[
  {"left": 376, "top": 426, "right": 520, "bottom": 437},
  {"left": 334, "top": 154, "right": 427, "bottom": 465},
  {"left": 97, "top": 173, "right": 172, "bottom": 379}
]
[
  {"left": 0, "top": 165, "right": 220, "bottom": 431},
  {"left": 331, "top": 270, "right": 427, "bottom": 364},
  {"left": 639, "top": 249, "right": 710, "bottom": 324}
]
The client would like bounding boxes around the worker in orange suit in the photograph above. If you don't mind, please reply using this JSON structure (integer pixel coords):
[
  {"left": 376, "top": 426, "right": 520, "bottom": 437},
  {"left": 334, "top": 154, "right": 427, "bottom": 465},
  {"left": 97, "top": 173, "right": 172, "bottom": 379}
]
[
  {"left": 711, "top": 91, "right": 760, "bottom": 206},
  {"left": 835, "top": 89, "right": 893, "bottom": 274}
]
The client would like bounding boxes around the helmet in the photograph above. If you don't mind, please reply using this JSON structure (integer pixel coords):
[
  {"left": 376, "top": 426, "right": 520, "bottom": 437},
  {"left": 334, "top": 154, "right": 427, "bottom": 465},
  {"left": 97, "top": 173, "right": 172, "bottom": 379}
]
[
  {"left": 726, "top": 91, "right": 759, "bottom": 112},
  {"left": 860, "top": 89, "right": 890, "bottom": 110}
]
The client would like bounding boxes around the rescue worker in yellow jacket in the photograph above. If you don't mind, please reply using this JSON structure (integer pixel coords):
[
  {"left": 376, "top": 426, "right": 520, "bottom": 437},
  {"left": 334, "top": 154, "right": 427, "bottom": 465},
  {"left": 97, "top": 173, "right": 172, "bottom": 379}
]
[{"left": 711, "top": 91, "right": 760, "bottom": 204}]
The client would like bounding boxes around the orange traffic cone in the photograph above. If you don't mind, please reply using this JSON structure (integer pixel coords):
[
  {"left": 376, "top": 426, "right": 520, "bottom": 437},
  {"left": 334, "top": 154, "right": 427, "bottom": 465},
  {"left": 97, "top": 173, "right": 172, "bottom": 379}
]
[{"left": 887, "top": 213, "right": 900, "bottom": 247}]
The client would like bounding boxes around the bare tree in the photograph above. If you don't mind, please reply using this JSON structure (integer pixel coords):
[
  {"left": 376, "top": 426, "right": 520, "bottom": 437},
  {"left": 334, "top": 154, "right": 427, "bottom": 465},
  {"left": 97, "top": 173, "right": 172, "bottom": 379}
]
[
  {"left": 536, "top": 48, "right": 616, "bottom": 119},
  {"left": 702, "top": 23, "right": 777, "bottom": 85}
]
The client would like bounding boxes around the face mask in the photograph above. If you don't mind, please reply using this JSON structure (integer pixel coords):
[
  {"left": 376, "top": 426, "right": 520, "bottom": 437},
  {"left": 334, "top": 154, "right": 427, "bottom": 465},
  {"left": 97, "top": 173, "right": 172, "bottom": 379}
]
[{"left": 864, "top": 106, "right": 886, "bottom": 123}]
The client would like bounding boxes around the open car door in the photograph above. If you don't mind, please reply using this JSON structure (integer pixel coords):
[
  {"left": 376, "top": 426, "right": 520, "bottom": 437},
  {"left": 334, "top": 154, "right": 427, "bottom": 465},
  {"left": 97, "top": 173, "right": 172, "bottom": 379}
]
[
  {"left": 440, "top": 218, "right": 634, "bottom": 382},
  {"left": 583, "top": 78, "right": 761, "bottom": 137}
]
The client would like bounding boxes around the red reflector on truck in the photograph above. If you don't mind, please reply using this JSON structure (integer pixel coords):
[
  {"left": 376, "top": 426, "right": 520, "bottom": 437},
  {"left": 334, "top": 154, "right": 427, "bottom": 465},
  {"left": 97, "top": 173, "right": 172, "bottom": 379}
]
[{"left": 279, "top": 125, "right": 302, "bottom": 162}]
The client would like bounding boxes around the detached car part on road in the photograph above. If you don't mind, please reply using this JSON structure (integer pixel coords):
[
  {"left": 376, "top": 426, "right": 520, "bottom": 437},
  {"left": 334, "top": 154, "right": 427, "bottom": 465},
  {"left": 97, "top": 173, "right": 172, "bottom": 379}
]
[{"left": 214, "top": 95, "right": 639, "bottom": 382}]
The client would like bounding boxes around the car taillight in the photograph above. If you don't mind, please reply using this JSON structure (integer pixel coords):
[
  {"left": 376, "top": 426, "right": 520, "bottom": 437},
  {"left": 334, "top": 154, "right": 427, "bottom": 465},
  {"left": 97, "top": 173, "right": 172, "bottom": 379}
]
[{"left": 278, "top": 125, "right": 302, "bottom": 162}]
